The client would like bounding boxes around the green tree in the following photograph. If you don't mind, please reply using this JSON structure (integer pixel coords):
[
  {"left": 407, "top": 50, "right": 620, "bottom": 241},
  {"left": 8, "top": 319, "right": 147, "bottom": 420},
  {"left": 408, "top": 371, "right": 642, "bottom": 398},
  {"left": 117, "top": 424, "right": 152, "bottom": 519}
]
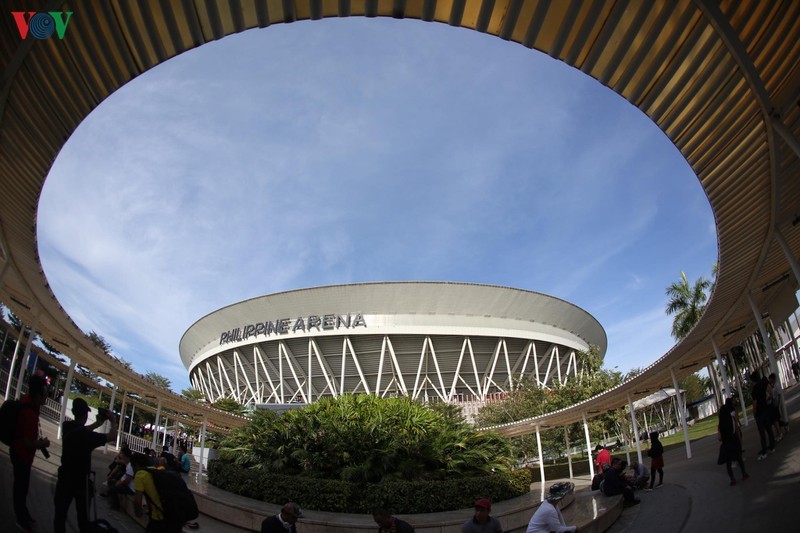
[
  {"left": 182, "top": 388, "right": 206, "bottom": 402},
  {"left": 87, "top": 330, "right": 112, "bottom": 355},
  {"left": 665, "top": 271, "right": 712, "bottom": 340},
  {"left": 474, "top": 346, "right": 625, "bottom": 463},
  {"left": 212, "top": 397, "right": 247, "bottom": 415},
  {"left": 143, "top": 371, "right": 172, "bottom": 390}
]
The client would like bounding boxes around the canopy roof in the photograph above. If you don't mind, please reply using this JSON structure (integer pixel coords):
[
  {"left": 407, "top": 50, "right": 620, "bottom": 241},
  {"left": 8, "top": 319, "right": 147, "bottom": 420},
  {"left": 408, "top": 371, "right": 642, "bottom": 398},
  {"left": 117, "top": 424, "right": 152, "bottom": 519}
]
[{"left": 1, "top": 1, "right": 799, "bottom": 435}]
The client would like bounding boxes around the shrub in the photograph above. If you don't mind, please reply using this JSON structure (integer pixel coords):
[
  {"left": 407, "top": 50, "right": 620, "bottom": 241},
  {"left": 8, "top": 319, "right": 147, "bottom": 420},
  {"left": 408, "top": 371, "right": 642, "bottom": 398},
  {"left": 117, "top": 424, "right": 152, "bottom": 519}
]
[
  {"left": 217, "top": 395, "right": 514, "bottom": 481},
  {"left": 208, "top": 459, "right": 531, "bottom": 513}
]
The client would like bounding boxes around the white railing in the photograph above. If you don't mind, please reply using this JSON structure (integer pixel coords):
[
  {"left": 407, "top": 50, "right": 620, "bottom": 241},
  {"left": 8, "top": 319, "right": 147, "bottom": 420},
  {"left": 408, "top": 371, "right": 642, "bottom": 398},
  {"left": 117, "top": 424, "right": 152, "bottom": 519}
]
[{"left": 119, "top": 432, "right": 155, "bottom": 454}]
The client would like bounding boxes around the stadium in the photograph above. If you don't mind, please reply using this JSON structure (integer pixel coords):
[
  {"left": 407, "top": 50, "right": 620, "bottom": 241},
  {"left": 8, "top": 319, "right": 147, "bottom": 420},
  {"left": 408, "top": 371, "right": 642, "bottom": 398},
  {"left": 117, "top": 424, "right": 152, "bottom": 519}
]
[{"left": 180, "top": 282, "right": 606, "bottom": 413}]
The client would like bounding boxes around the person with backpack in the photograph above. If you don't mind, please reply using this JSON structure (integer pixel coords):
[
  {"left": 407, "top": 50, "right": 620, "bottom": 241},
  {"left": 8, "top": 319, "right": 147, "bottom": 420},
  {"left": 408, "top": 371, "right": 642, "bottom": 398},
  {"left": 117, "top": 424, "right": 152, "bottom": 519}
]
[
  {"left": 53, "top": 398, "right": 118, "bottom": 533},
  {"left": 8, "top": 373, "right": 50, "bottom": 533},
  {"left": 131, "top": 452, "right": 199, "bottom": 532}
]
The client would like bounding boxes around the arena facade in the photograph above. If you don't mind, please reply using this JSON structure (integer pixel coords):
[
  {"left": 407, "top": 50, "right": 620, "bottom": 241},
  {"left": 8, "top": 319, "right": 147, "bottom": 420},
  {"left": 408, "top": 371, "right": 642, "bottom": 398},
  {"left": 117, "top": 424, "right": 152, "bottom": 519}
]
[{"left": 180, "top": 282, "right": 606, "bottom": 412}]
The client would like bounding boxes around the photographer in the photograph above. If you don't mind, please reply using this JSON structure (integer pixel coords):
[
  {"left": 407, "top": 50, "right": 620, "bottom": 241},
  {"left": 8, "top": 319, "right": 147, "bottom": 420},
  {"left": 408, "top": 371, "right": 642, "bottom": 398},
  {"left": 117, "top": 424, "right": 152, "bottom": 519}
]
[{"left": 53, "top": 399, "right": 118, "bottom": 533}]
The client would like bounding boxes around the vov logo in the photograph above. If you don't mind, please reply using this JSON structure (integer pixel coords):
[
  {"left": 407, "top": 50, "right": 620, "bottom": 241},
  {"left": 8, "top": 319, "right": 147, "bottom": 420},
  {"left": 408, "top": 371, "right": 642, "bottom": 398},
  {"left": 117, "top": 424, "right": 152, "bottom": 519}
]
[{"left": 11, "top": 11, "right": 73, "bottom": 40}]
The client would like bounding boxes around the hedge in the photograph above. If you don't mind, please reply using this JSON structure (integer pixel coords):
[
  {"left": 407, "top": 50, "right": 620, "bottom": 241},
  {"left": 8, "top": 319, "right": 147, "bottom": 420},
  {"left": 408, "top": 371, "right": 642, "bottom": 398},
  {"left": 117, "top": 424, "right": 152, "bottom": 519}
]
[{"left": 208, "top": 459, "right": 531, "bottom": 514}]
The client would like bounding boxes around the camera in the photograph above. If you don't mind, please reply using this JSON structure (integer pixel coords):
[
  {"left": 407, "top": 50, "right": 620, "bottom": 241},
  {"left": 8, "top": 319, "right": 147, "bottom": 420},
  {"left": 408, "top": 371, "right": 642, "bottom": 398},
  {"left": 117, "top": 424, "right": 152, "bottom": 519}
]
[{"left": 98, "top": 408, "right": 110, "bottom": 421}]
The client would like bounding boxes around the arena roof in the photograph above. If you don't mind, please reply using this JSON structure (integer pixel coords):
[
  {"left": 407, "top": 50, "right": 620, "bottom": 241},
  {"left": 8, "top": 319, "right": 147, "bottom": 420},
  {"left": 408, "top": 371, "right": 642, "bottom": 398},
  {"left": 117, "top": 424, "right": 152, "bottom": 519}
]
[
  {"left": 1, "top": 1, "right": 799, "bottom": 435},
  {"left": 179, "top": 282, "right": 607, "bottom": 371}
]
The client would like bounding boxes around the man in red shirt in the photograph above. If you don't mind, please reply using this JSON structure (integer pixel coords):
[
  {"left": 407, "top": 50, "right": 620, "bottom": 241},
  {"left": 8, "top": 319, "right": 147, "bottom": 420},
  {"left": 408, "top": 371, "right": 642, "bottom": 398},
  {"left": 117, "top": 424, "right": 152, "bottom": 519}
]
[
  {"left": 11, "top": 374, "right": 50, "bottom": 532},
  {"left": 594, "top": 444, "right": 611, "bottom": 471}
]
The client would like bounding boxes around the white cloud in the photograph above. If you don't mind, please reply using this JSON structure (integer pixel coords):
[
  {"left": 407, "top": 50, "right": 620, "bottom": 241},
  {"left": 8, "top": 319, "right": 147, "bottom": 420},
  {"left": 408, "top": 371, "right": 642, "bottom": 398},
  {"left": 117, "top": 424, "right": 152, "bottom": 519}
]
[{"left": 36, "top": 18, "right": 716, "bottom": 392}]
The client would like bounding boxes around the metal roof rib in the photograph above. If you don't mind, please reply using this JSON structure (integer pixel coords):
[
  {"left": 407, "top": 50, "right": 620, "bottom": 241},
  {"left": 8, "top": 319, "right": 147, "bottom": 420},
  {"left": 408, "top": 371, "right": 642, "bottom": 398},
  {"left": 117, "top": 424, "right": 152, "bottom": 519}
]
[{"left": 0, "top": 0, "right": 797, "bottom": 434}]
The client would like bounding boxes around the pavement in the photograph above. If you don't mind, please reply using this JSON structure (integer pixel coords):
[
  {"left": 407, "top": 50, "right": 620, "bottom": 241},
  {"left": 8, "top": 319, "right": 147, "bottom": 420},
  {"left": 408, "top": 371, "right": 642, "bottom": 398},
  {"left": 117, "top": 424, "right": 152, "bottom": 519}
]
[
  {"left": 2, "top": 383, "right": 798, "bottom": 532},
  {"left": 605, "top": 382, "right": 800, "bottom": 533}
]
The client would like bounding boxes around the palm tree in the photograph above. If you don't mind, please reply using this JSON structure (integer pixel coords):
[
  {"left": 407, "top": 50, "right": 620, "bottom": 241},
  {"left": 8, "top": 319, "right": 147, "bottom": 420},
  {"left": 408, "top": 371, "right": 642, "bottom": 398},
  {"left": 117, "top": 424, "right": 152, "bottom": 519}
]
[{"left": 665, "top": 271, "right": 712, "bottom": 340}]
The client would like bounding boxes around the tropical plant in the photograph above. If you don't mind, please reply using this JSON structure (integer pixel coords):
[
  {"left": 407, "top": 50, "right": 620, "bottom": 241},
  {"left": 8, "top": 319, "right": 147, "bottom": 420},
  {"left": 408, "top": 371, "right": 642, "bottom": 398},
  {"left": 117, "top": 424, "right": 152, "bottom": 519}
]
[
  {"left": 143, "top": 371, "right": 172, "bottom": 390},
  {"left": 212, "top": 397, "right": 247, "bottom": 415},
  {"left": 665, "top": 271, "right": 712, "bottom": 340},
  {"left": 217, "top": 394, "right": 513, "bottom": 483},
  {"left": 181, "top": 387, "right": 206, "bottom": 402}
]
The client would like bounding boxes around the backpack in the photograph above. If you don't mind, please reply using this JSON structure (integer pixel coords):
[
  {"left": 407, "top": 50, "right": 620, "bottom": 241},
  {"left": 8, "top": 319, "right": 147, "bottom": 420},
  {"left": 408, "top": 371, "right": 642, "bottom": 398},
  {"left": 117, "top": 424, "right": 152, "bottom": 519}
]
[
  {"left": 148, "top": 468, "right": 199, "bottom": 524},
  {"left": 0, "top": 399, "right": 32, "bottom": 446}
]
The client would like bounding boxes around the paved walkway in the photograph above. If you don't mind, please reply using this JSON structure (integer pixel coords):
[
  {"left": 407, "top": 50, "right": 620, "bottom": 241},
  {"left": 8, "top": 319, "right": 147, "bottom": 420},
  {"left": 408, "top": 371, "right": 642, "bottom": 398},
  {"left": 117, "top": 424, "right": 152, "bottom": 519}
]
[
  {"left": 2, "top": 384, "right": 798, "bottom": 532},
  {"left": 606, "top": 382, "right": 800, "bottom": 533}
]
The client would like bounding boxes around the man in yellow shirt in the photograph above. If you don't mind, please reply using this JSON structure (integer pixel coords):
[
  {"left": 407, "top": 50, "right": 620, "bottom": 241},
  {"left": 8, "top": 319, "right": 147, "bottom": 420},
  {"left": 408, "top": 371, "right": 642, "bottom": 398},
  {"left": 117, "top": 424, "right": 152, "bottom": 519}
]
[{"left": 131, "top": 453, "right": 181, "bottom": 532}]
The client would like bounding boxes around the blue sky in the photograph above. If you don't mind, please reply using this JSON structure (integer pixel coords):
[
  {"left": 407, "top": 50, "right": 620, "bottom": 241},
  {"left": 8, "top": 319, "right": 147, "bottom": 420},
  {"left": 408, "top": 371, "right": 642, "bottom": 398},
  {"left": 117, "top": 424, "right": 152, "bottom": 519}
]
[{"left": 36, "top": 18, "right": 717, "bottom": 394}]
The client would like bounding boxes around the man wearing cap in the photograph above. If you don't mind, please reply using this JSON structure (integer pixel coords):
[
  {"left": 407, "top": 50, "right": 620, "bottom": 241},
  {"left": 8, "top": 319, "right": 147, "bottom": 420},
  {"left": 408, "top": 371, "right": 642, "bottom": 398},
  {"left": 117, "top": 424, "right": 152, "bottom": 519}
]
[
  {"left": 461, "top": 498, "right": 503, "bottom": 533},
  {"left": 53, "top": 398, "right": 118, "bottom": 533},
  {"left": 525, "top": 485, "right": 577, "bottom": 533},
  {"left": 261, "top": 501, "right": 302, "bottom": 533},
  {"left": 11, "top": 374, "right": 50, "bottom": 533}
]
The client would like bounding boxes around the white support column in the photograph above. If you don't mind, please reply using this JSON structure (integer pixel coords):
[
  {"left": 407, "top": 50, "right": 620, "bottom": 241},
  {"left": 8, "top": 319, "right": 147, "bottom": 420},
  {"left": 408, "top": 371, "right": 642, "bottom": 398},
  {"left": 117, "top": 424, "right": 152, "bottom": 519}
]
[
  {"left": 152, "top": 399, "right": 162, "bottom": 448},
  {"left": 3, "top": 327, "right": 24, "bottom": 401},
  {"left": 198, "top": 414, "right": 208, "bottom": 478},
  {"left": 116, "top": 393, "right": 127, "bottom": 451},
  {"left": 565, "top": 427, "right": 574, "bottom": 479},
  {"left": 536, "top": 424, "right": 545, "bottom": 494},
  {"left": 583, "top": 413, "right": 594, "bottom": 479},
  {"left": 711, "top": 339, "right": 730, "bottom": 398},
  {"left": 627, "top": 392, "right": 643, "bottom": 465},
  {"left": 104, "top": 385, "right": 117, "bottom": 454},
  {"left": 162, "top": 416, "right": 169, "bottom": 447},
  {"left": 14, "top": 312, "right": 40, "bottom": 399},
  {"left": 747, "top": 294, "right": 787, "bottom": 421},
  {"left": 727, "top": 353, "right": 748, "bottom": 426},
  {"left": 787, "top": 319, "right": 800, "bottom": 369},
  {"left": 748, "top": 293, "right": 779, "bottom": 377},
  {"left": 706, "top": 363, "right": 722, "bottom": 408},
  {"left": 129, "top": 404, "right": 136, "bottom": 435},
  {"left": 670, "top": 368, "right": 692, "bottom": 459},
  {"left": 57, "top": 357, "right": 77, "bottom": 440}
]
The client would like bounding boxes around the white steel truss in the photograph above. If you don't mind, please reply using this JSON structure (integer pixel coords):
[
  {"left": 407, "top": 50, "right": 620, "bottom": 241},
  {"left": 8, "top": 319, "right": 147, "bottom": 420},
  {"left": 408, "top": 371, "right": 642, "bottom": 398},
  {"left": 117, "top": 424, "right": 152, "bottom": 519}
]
[{"left": 191, "top": 334, "right": 584, "bottom": 406}]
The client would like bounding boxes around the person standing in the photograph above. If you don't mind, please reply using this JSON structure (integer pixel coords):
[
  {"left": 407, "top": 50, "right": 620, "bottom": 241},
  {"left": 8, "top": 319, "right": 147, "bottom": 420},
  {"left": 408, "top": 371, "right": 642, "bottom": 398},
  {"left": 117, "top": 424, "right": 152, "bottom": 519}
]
[
  {"left": 11, "top": 374, "right": 50, "bottom": 532},
  {"left": 261, "top": 502, "right": 302, "bottom": 533},
  {"left": 750, "top": 371, "right": 776, "bottom": 460},
  {"left": 176, "top": 444, "right": 192, "bottom": 474},
  {"left": 373, "top": 507, "right": 414, "bottom": 532},
  {"left": 768, "top": 373, "right": 788, "bottom": 438},
  {"left": 646, "top": 431, "right": 664, "bottom": 490},
  {"left": 526, "top": 485, "right": 577, "bottom": 533},
  {"left": 717, "top": 397, "right": 748, "bottom": 486},
  {"left": 461, "top": 498, "right": 502, "bottom": 533},
  {"left": 53, "top": 399, "right": 118, "bottom": 533}
]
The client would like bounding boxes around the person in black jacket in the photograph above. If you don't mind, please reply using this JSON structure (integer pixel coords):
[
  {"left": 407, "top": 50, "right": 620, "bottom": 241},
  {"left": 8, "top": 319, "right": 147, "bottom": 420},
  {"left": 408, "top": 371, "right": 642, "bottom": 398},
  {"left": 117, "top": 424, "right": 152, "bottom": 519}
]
[
  {"left": 717, "top": 397, "right": 748, "bottom": 486},
  {"left": 646, "top": 431, "right": 664, "bottom": 490},
  {"left": 261, "top": 502, "right": 302, "bottom": 533},
  {"left": 602, "top": 457, "right": 640, "bottom": 507}
]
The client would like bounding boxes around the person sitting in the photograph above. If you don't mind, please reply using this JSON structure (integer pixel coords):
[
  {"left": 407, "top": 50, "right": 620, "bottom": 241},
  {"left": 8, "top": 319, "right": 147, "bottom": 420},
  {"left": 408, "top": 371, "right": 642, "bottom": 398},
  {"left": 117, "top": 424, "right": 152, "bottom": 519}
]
[
  {"left": 373, "top": 507, "right": 414, "bottom": 532},
  {"left": 176, "top": 444, "right": 192, "bottom": 474},
  {"left": 461, "top": 498, "right": 502, "bottom": 533},
  {"left": 107, "top": 447, "right": 135, "bottom": 510},
  {"left": 629, "top": 461, "right": 650, "bottom": 489},
  {"left": 602, "top": 458, "right": 640, "bottom": 507},
  {"left": 526, "top": 484, "right": 577, "bottom": 533},
  {"left": 261, "top": 502, "right": 302, "bottom": 533}
]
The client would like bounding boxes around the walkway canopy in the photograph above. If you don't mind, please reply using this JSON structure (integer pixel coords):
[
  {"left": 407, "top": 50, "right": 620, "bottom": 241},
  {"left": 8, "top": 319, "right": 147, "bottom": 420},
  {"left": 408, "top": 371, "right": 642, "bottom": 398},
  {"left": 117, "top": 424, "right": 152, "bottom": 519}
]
[{"left": 1, "top": 1, "right": 800, "bottom": 434}]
